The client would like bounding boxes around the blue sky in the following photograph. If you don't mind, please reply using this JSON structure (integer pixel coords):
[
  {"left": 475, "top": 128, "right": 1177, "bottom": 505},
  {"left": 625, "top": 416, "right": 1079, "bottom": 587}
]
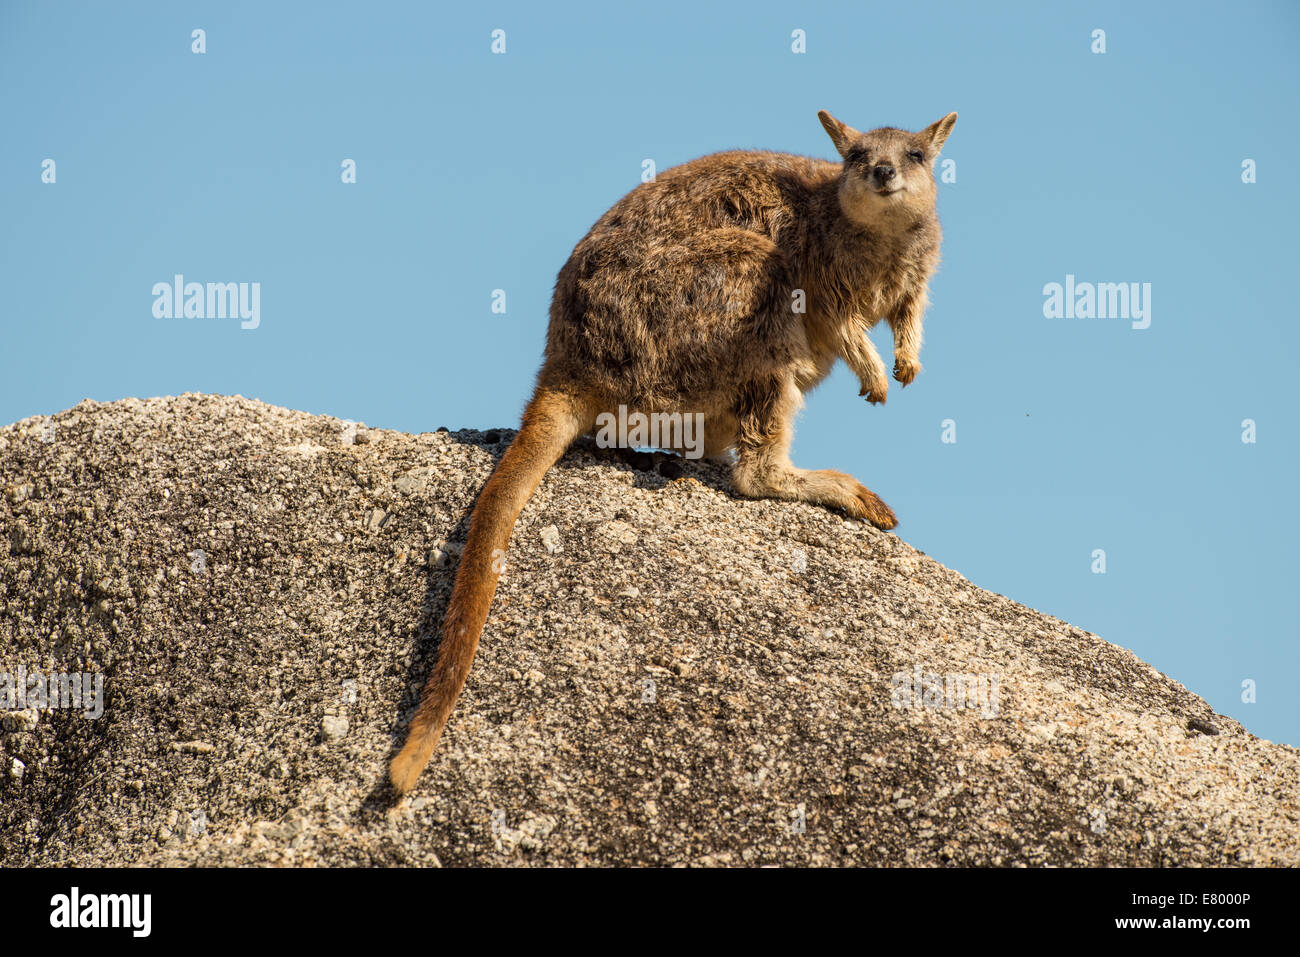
[{"left": 2, "top": 1, "right": 1297, "bottom": 745}]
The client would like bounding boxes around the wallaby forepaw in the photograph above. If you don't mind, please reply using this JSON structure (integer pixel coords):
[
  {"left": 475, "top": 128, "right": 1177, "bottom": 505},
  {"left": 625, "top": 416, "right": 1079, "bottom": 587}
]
[
  {"left": 893, "top": 356, "right": 921, "bottom": 386},
  {"left": 859, "top": 382, "right": 888, "bottom": 405}
]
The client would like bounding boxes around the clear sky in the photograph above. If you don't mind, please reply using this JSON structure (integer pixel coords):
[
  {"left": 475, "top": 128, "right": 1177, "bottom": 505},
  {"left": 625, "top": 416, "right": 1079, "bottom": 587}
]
[{"left": 2, "top": 1, "right": 1297, "bottom": 746}]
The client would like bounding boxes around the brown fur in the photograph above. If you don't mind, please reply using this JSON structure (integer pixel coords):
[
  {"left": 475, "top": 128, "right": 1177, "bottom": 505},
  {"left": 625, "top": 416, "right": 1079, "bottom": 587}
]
[{"left": 390, "top": 110, "right": 957, "bottom": 796}]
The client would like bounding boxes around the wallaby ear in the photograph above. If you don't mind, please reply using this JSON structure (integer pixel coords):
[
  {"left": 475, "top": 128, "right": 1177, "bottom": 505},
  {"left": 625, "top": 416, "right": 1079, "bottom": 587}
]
[
  {"left": 921, "top": 112, "right": 958, "bottom": 153},
  {"left": 818, "top": 109, "right": 857, "bottom": 158}
]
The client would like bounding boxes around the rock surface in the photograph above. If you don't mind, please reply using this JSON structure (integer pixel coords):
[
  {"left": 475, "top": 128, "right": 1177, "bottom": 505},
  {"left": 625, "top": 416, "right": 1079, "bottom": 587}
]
[{"left": 1, "top": 394, "right": 1296, "bottom": 866}]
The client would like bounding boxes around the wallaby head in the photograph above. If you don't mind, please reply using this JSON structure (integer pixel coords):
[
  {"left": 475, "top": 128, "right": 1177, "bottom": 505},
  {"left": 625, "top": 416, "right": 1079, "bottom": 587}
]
[{"left": 817, "top": 110, "right": 957, "bottom": 230}]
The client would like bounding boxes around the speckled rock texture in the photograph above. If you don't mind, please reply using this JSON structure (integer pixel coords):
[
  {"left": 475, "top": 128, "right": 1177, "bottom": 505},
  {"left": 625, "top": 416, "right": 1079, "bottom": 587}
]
[{"left": 1, "top": 395, "right": 1296, "bottom": 866}]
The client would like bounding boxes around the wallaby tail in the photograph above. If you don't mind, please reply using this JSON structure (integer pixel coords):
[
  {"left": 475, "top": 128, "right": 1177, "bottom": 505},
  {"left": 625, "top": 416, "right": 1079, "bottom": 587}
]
[{"left": 389, "top": 387, "right": 590, "bottom": 797}]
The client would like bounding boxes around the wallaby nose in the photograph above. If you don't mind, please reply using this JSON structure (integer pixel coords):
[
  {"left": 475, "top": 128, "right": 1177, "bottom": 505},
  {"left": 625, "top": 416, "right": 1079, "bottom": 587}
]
[{"left": 873, "top": 165, "right": 897, "bottom": 185}]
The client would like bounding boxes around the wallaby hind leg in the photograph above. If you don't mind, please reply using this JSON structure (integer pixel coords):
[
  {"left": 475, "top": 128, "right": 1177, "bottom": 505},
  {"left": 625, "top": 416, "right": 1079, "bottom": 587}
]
[{"left": 730, "top": 374, "right": 897, "bottom": 529}]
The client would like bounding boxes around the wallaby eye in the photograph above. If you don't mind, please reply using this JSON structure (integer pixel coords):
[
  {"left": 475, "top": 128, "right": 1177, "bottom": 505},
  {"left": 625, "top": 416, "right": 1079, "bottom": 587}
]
[{"left": 908, "top": 149, "right": 925, "bottom": 162}]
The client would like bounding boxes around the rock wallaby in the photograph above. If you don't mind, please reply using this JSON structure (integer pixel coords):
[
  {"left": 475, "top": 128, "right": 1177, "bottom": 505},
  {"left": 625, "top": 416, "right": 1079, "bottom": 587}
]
[{"left": 390, "top": 110, "right": 958, "bottom": 796}]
